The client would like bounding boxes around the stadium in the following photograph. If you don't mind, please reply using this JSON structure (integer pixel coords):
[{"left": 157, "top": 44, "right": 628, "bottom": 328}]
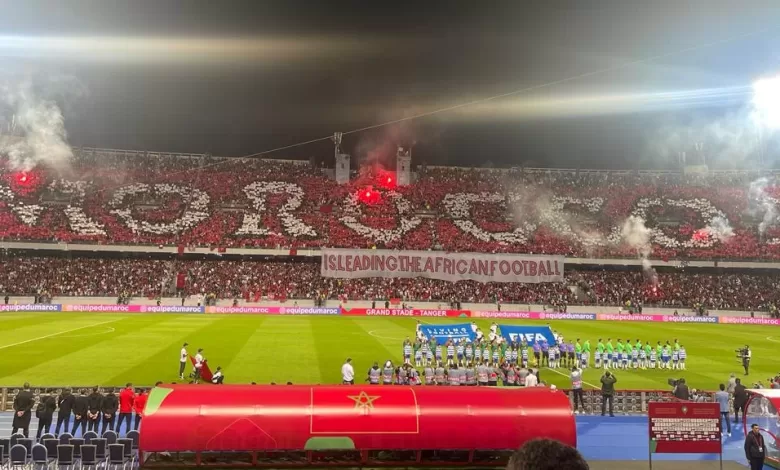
[{"left": 3, "top": 2, "right": 780, "bottom": 469}]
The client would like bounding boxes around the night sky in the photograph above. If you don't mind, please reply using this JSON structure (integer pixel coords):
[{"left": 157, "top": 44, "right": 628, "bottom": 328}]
[{"left": 2, "top": 0, "right": 780, "bottom": 169}]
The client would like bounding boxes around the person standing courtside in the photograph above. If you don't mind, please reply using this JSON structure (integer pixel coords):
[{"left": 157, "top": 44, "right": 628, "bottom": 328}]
[
  {"left": 86, "top": 387, "right": 102, "bottom": 433},
  {"left": 12, "top": 383, "right": 35, "bottom": 437},
  {"left": 714, "top": 384, "right": 731, "bottom": 436},
  {"left": 734, "top": 378, "right": 748, "bottom": 424},
  {"left": 71, "top": 389, "right": 88, "bottom": 436},
  {"left": 133, "top": 388, "right": 148, "bottom": 430},
  {"left": 600, "top": 371, "right": 617, "bottom": 417},
  {"left": 100, "top": 388, "right": 118, "bottom": 434},
  {"left": 55, "top": 388, "right": 75, "bottom": 435},
  {"left": 745, "top": 423, "right": 766, "bottom": 470},
  {"left": 117, "top": 383, "right": 134, "bottom": 434},
  {"left": 341, "top": 358, "right": 354, "bottom": 385},
  {"left": 570, "top": 366, "right": 585, "bottom": 414},
  {"left": 179, "top": 343, "right": 189, "bottom": 380},
  {"left": 35, "top": 394, "right": 56, "bottom": 440}
]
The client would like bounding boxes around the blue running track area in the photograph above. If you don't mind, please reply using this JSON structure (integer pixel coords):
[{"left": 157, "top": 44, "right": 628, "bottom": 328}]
[{"left": 0, "top": 412, "right": 769, "bottom": 469}]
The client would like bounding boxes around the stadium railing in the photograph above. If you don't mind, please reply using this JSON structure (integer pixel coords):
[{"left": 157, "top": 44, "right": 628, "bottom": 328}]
[{"left": 558, "top": 389, "right": 717, "bottom": 415}]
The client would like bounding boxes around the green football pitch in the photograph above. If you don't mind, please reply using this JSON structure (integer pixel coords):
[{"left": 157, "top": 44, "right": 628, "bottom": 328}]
[{"left": 0, "top": 312, "right": 774, "bottom": 391}]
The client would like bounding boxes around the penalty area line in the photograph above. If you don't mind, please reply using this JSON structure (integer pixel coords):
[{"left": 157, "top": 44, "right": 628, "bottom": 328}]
[{"left": 0, "top": 319, "right": 122, "bottom": 350}]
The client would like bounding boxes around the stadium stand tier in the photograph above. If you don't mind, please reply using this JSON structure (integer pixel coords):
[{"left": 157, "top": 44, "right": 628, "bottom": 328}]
[
  {"left": 1, "top": 148, "right": 780, "bottom": 261},
  {"left": 1, "top": 257, "right": 780, "bottom": 312}
]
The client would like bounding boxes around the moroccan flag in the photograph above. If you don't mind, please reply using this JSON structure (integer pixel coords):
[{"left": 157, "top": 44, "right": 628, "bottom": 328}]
[
  {"left": 189, "top": 356, "right": 214, "bottom": 383},
  {"left": 310, "top": 387, "right": 418, "bottom": 434}
]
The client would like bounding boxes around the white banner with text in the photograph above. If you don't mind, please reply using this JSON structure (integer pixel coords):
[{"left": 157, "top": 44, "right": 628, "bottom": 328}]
[{"left": 320, "top": 249, "right": 564, "bottom": 283}]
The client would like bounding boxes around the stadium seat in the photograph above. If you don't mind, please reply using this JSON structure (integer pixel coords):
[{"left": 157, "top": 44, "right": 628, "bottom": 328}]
[
  {"left": 43, "top": 438, "right": 59, "bottom": 461},
  {"left": 17, "top": 438, "right": 33, "bottom": 457},
  {"left": 117, "top": 438, "right": 134, "bottom": 465},
  {"left": 0, "top": 438, "right": 10, "bottom": 459},
  {"left": 91, "top": 438, "right": 107, "bottom": 462},
  {"left": 80, "top": 444, "right": 98, "bottom": 470},
  {"left": 125, "top": 430, "right": 139, "bottom": 451},
  {"left": 31, "top": 443, "right": 48, "bottom": 470},
  {"left": 82, "top": 431, "right": 98, "bottom": 444},
  {"left": 70, "top": 438, "right": 84, "bottom": 459},
  {"left": 107, "top": 443, "right": 128, "bottom": 470},
  {"left": 9, "top": 444, "right": 28, "bottom": 470},
  {"left": 102, "top": 430, "right": 117, "bottom": 446},
  {"left": 9, "top": 433, "right": 23, "bottom": 449},
  {"left": 56, "top": 444, "right": 74, "bottom": 470}
]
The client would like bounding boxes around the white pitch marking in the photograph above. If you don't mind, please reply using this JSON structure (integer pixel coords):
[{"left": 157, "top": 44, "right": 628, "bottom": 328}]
[
  {"left": 60, "top": 326, "right": 117, "bottom": 338},
  {"left": 0, "top": 319, "right": 121, "bottom": 350},
  {"left": 544, "top": 367, "right": 599, "bottom": 389},
  {"left": 766, "top": 336, "right": 780, "bottom": 343},
  {"left": 368, "top": 330, "right": 406, "bottom": 341}
]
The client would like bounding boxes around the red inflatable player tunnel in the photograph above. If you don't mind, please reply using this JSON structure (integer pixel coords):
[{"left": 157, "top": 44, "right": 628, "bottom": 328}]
[{"left": 139, "top": 385, "right": 575, "bottom": 457}]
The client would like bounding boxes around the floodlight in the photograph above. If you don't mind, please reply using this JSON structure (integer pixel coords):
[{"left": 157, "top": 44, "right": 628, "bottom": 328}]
[{"left": 753, "top": 76, "right": 780, "bottom": 129}]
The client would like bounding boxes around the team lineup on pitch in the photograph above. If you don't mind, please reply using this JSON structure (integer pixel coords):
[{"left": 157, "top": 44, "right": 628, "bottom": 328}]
[{"left": 0, "top": 312, "right": 772, "bottom": 390}]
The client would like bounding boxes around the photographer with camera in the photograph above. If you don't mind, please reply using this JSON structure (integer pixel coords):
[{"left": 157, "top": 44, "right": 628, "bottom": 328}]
[
  {"left": 737, "top": 345, "right": 752, "bottom": 375},
  {"left": 673, "top": 378, "right": 690, "bottom": 401},
  {"left": 600, "top": 371, "right": 617, "bottom": 417},
  {"left": 570, "top": 366, "right": 584, "bottom": 414}
]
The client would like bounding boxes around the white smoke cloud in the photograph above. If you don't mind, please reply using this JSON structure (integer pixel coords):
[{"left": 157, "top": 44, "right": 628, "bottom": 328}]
[
  {"left": 748, "top": 177, "right": 778, "bottom": 235},
  {"left": 0, "top": 78, "right": 75, "bottom": 171},
  {"left": 620, "top": 215, "right": 657, "bottom": 283},
  {"left": 643, "top": 106, "right": 768, "bottom": 169},
  {"left": 621, "top": 215, "right": 651, "bottom": 257},
  {"left": 704, "top": 215, "right": 735, "bottom": 242}
]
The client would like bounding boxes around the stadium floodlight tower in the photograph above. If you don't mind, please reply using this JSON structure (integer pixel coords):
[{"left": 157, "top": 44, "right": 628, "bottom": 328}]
[
  {"left": 333, "top": 131, "right": 351, "bottom": 184},
  {"left": 396, "top": 145, "right": 412, "bottom": 186}
]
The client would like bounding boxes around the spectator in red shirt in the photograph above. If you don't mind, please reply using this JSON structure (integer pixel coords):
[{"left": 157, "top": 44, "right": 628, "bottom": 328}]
[
  {"left": 117, "top": 383, "right": 135, "bottom": 435},
  {"left": 133, "top": 388, "right": 148, "bottom": 430}
]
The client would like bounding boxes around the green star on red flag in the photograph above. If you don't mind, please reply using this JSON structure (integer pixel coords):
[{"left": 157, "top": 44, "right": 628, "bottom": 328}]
[{"left": 310, "top": 387, "right": 419, "bottom": 434}]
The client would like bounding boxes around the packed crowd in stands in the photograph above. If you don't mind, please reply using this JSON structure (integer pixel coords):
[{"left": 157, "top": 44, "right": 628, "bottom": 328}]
[
  {"left": 2, "top": 150, "right": 780, "bottom": 259},
  {"left": 1, "top": 257, "right": 779, "bottom": 312}
]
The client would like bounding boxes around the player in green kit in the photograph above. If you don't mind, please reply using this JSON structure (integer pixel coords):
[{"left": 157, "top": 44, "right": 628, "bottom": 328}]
[
  {"left": 575, "top": 339, "right": 583, "bottom": 367},
  {"left": 606, "top": 339, "right": 614, "bottom": 370},
  {"left": 596, "top": 339, "right": 605, "bottom": 369},
  {"left": 582, "top": 340, "right": 591, "bottom": 368},
  {"left": 655, "top": 342, "right": 663, "bottom": 366},
  {"left": 634, "top": 340, "right": 642, "bottom": 369},
  {"left": 644, "top": 343, "right": 652, "bottom": 369},
  {"left": 616, "top": 340, "right": 626, "bottom": 370}
]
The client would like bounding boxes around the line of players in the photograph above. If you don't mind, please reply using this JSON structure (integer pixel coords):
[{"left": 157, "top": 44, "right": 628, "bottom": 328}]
[
  {"left": 365, "top": 360, "right": 540, "bottom": 387},
  {"left": 403, "top": 329, "right": 688, "bottom": 372},
  {"left": 594, "top": 338, "right": 688, "bottom": 371}
]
